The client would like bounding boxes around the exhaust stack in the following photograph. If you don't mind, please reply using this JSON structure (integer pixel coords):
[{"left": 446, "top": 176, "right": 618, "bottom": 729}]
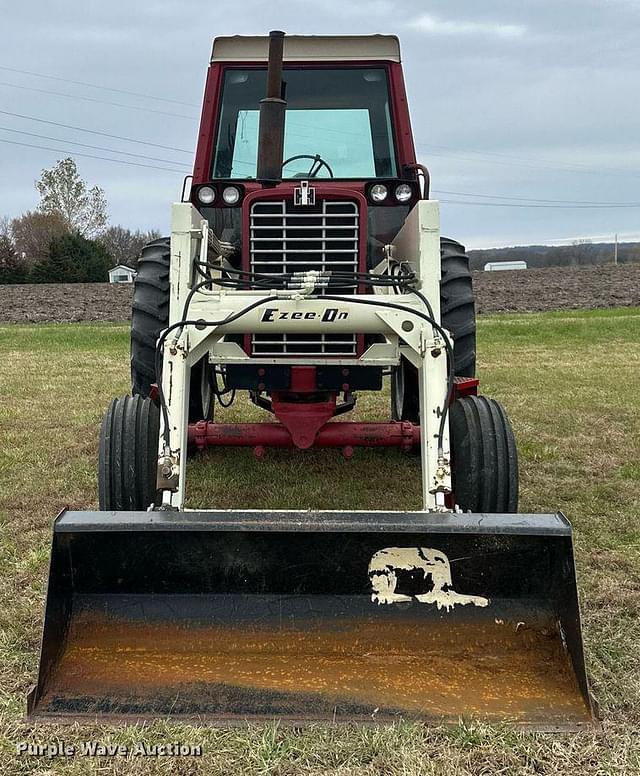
[{"left": 256, "top": 30, "right": 286, "bottom": 183}]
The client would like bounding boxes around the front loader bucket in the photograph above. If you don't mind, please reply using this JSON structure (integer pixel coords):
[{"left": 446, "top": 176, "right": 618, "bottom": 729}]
[{"left": 28, "top": 510, "right": 596, "bottom": 728}]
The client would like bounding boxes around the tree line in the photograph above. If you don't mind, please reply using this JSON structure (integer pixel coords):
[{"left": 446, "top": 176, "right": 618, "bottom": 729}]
[
  {"left": 5, "top": 156, "right": 637, "bottom": 282},
  {"left": 0, "top": 158, "right": 159, "bottom": 284}
]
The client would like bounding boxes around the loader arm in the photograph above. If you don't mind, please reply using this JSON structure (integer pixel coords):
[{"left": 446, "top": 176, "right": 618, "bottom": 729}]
[{"left": 160, "top": 200, "right": 449, "bottom": 511}]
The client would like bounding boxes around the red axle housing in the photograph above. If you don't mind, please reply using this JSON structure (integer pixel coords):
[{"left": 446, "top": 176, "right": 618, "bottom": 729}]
[
  {"left": 188, "top": 419, "right": 419, "bottom": 455},
  {"left": 186, "top": 375, "right": 478, "bottom": 455}
]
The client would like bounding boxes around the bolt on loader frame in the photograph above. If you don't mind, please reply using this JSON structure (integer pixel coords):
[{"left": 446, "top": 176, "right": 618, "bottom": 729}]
[{"left": 29, "top": 32, "right": 597, "bottom": 729}]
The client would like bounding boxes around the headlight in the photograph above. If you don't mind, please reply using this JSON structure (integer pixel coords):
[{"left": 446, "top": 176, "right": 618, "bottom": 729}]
[
  {"left": 197, "top": 186, "right": 216, "bottom": 205},
  {"left": 395, "top": 183, "right": 413, "bottom": 203},
  {"left": 370, "top": 184, "right": 388, "bottom": 203},
  {"left": 222, "top": 186, "right": 241, "bottom": 205}
]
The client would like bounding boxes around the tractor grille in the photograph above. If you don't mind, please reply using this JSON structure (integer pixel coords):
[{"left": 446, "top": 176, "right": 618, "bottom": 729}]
[{"left": 250, "top": 199, "right": 359, "bottom": 357}]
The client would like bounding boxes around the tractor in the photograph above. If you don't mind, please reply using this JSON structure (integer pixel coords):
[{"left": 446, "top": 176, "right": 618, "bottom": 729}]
[{"left": 29, "top": 32, "right": 595, "bottom": 728}]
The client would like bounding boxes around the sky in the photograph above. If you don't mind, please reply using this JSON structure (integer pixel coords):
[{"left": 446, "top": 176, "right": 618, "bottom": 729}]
[{"left": 1, "top": 0, "right": 639, "bottom": 249}]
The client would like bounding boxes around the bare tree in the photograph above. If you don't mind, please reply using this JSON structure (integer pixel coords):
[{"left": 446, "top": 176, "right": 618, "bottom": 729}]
[
  {"left": 99, "top": 225, "right": 162, "bottom": 268},
  {"left": 36, "top": 157, "right": 108, "bottom": 238},
  {"left": 11, "top": 210, "right": 69, "bottom": 262}
]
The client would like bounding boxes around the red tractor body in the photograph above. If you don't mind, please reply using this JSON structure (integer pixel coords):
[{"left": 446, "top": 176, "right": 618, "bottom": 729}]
[{"left": 183, "top": 34, "right": 435, "bottom": 449}]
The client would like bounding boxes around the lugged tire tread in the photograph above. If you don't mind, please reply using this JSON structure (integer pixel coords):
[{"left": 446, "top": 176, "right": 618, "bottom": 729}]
[
  {"left": 130, "top": 238, "right": 210, "bottom": 421},
  {"left": 440, "top": 237, "right": 476, "bottom": 376},
  {"left": 130, "top": 239, "right": 171, "bottom": 399}
]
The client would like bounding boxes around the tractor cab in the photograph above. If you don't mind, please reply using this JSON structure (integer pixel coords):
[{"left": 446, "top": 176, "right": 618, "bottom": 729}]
[{"left": 191, "top": 34, "right": 422, "bottom": 269}]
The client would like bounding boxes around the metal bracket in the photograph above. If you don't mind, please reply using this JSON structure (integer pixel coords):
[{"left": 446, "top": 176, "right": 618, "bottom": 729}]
[
  {"left": 430, "top": 456, "right": 452, "bottom": 496},
  {"left": 375, "top": 309, "right": 427, "bottom": 356},
  {"left": 157, "top": 452, "right": 180, "bottom": 491}
]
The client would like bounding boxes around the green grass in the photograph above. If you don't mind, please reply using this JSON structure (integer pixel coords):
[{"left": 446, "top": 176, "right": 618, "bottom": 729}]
[{"left": 1, "top": 309, "right": 639, "bottom": 774}]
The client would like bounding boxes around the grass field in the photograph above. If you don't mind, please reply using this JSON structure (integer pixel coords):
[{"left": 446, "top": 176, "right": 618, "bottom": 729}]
[{"left": 0, "top": 308, "right": 639, "bottom": 775}]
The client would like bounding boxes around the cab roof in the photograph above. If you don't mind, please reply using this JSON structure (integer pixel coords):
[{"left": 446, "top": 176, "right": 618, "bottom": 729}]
[{"left": 211, "top": 34, "right": 401, "bottom": 64}]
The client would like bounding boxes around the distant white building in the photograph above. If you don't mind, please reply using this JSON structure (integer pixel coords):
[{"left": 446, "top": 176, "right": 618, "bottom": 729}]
[
  {"left": 108, "top": 264, "right": 137, "bottom": 284},
  {"left": 484, "top": 260, "right": 528, "bottom": 272}
]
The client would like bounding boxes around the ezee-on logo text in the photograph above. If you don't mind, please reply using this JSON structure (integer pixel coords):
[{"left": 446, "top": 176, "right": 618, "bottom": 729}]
[{"left": 261, "top": 308, "right": 349, "bottom": 323}]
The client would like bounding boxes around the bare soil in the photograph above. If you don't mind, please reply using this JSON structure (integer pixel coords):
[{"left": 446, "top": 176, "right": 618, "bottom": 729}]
[
  {"left": 473, "top": 263, "right": 640, "bottom": 314},
  {"left": 0, "top": 263, "right": 639, "bottom": 322}
]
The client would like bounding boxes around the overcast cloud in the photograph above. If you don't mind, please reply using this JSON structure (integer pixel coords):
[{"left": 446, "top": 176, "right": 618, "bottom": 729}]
[{"left": 1, "top": 0, "right": 639, "bottom": 248}]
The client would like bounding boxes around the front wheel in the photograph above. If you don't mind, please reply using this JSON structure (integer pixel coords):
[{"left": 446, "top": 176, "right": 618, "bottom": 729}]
[
  {"left": 98, "top": 395, "right": 160, "bottom": 510},
  {"left": 449, "top": 395, "right": 518, "bottom": 513},
  {"left": 391, "top": 356, "right": 419, "bottom": 423}
]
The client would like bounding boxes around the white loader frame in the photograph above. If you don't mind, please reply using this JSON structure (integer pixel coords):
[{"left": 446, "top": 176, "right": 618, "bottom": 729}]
[{"left": 159, "top": 199, "right": 452, "bottom": 512}]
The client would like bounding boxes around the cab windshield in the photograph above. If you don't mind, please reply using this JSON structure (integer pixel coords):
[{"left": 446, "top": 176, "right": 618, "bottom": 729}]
[{"left": 212, "top": 67, "right": 397, "bottom": 179}]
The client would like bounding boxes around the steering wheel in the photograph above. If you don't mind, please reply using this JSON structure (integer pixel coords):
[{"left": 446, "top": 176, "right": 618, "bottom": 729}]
[{"left": 282, "top": 154, "right": 334, "bottom": 178}]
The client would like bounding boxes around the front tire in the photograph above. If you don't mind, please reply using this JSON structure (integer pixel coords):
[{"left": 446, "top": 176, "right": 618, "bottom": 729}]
[
  {"left": 449, "top": 395, "right": 518, "bottom": 513},
  {"left": 130, "top": 238, "right": 212, "bottom": 422},
  {"left": 392, "top": 237, "right": 476, "bottom": 422},
  {"left": 98, "top": 395, "right": 160, "bottom": 510}
]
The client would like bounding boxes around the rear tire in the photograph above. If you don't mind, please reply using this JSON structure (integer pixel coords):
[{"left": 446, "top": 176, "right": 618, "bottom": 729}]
[
  {"left": 391, "top": 237, "right": 476, "bottom": 422},
  {"left": 130, "top": 238, "right": 212, "bottom": 422},
  {"left": 440, "top": 237, "right": 476, "bottom": 378},
  {"left": 98, "top": 395, "right": 160, "bottom": 510},
  {"left": 449, "top": 395, "right": 518, "bottom": 513}
]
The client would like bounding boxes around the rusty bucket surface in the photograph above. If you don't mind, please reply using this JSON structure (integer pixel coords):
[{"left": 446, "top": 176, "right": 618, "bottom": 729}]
[{"left": 28, "top": 510, "right": 596, "bottom": 729}]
